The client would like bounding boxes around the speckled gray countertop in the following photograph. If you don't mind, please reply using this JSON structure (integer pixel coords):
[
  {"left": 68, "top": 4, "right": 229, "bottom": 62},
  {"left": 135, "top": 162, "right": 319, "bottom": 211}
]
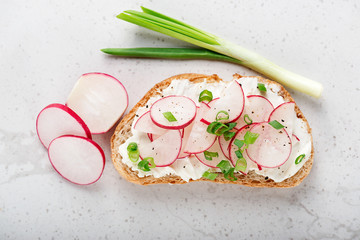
[{"left": 1, "top": 0, "right": 359, "bottom": 239}]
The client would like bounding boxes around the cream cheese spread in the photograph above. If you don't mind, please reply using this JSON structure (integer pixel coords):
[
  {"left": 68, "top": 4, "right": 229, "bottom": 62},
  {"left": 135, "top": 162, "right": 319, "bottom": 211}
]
[{"left": 118, "top": 77, "right": 312, "bottom": 182}]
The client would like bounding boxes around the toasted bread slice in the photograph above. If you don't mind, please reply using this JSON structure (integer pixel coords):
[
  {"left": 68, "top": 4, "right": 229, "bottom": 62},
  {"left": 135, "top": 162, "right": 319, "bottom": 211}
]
[{"left": 111, "top": 73, "right": 314, "bottom": 187}]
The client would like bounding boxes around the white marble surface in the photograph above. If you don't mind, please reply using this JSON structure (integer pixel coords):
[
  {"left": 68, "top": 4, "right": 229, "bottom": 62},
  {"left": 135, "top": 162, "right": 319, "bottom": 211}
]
[{"left": 1, "top": 0, "right": 359, "bottom": 239}]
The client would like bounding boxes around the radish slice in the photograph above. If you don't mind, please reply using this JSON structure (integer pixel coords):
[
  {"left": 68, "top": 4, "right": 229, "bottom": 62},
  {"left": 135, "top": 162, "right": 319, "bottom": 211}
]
[
  {"left": 177, "top": 120, "right": 195, "bottom": 159},
  {"left": 235, "top": 95, "right": 274, "bottom": 129},
  {"left": 246, "top": 122, "right": 292, "bottom": 168},
  {"left": 219, "top": 134, "right": 232, "bottom": 159},
  {"left": 268, "top": 102, "right": 296, "bottom": 137},
  {"left": 134, "top": 111, "right": 168, "bottom": 135},
  {"left": 183, "top": 103, "right": 216, "bottom": 154},
  {"left": 203, "top": 81, "right": 245, "bottom": 123},
  {"left": 150, "top": 95, "right": 197, "bottom": 130},
  {"left": 48, "top": 135, "right": 105, "bottom": 185},
  {"left": 66, "top": 72, "right": 128, "bottom": 134},
  {"left": 229, "top": 124, "right": 254, "bottom": 166},
  {"left": 195, "top": 138, "right": 229, "bottom": 168},
  {"left": 36, "top": 103, "right": 92, "bottom": 148},
  {"left": 139, "top": 130, "right": 182, "bottom": 167}
]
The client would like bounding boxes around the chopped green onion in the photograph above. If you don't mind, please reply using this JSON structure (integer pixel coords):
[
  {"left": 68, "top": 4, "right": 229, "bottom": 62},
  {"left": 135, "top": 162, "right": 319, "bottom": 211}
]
[
  {"left": 227, "top": 122, "right": 237, "bottom": 130},
  {"left": 145, "top": 157, "right": 156, "bottom": 168},
  {"left": 127, "top": 142, "right": 138, "bottom": 152},
  {"left": 295, "top": 154, "right": 305, "bottom": 165},
  {"left": 244, "top": 131, "right": 259, "bottom": 145},
  {"left": 138, "top": 159, "right": 151, "bottom": 171},
  {"left": 199, "top": 89, "right": 213, "bottom": 102},
  {"left": 127, "top": 142, "right": 140, "bottom": 162},
  {"left": 257, "top": 83, "right": 267, "bottom": 92},
  {"left": 116, "top": 7, "right": 323, "bottom": 98},
  {"left": 224, "top": 168, "right": 237, "bottom": 181},
  {"left": 244, "top": 114, "right": 253, "bottom": 125},
  {"left": 235, "top": 150, "right": 243, "bottom": 159},
  {"left": 204, "top": 151, "right": 219, "bottom": 160},
  {"left": 202, "top": 171, "right": 218, "bottom": 180},
  {"left": 223, "top": 131, "right": 236, "bottom": 141},
  {"left": 206, "top": 121, "right": 229, "bottom": 136},
  {"left": 235, "top": 158, "right": 247, "bottom": 172},
  {"left": 163, "top": 111, "right": 177, "bottom": 122},
  {"left": 268, "top": 120, "right": 284, "bottom": 130},
  {"left": 216, "top": 110, "right": 229, "bottom": 121},
  {"left": 216, "top": 160, "right": 236, "bottom": 181},
  {"left": 234, "top": 139, "right": 244, "bottom": 149}
]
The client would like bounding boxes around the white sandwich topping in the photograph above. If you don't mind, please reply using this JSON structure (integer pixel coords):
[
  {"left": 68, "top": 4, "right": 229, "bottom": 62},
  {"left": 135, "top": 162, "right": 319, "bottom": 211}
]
[{"left": 118, "top": 77, "right": 312, "bottom": 183}]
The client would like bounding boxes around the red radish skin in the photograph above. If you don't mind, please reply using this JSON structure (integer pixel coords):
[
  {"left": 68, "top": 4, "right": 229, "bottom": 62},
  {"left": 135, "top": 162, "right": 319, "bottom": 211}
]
[
  {"left": 292, "top": 134, "right": 300, "bottom": 142},
  {"left": 48, "top": 135, "right": 105, "bottom": 185},
  {"left": 246, "top": 122, "right": 292, "bottom": 168},
  {"left": 268, "top": 102, "right": 296, "bottom": 137},
  {"left": 66, "top": 72, "right": 128, "bottom": 134},
  {"left": 218, "top": 135, "right": 232, "bottom": 159},
  {"left": 195, "top": 139, "right": 230, "bottom": 168},
  {"left": 139, "top": 130, "right": 182, "bottom": 167},
  {"left": 177, "top": 119, "right": 195, "bottom": 159},
  {"left": 150, "top": 95, "right": 197, "bottom": 130},
  {"left": 36, "top": 103, "right": 92, "bottom": 149},
  {"left": 147, "top": 133, "right": 153, "bottom": 142},
  {"left": 134, "top": 111, "right": 168, "bottom": 136},
  {"left": 235, "top": 95, "right": 274, "bottom": 129}
]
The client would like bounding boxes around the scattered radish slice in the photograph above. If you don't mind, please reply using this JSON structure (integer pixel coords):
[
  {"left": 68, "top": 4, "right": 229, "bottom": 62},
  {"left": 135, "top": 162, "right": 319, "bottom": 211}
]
[
  {"left": 150, "top": 95, "right": 197, "bottom": 130},
  {"left": 36, "top": 103, "right": 91, "bottom": 148},
  {"left": 219, "top": 134, "right": 232, "bottom": 159},
  {"left": 177, "top": 119, "right": 195, "bottom": 159},
  {"left": 195, "top": 137, "right": 229, "bottom": 168},
  {"left": 268, "top": 102, "right": 296, "bottom": 137},
  {"left": 229, "top": 124, "right": 254, "bottom": 166},
  {"left": 66, "top": 72, "right": 128, "bottom": 134},
  {"left": 203, "top": 81, "right": 245, "bottom": 123},
  {"left": 48, "top": 135, "right": 105, "bottom": 185},
  {"left": 235, "top": 95, "right": 274, "bottom": 129},
  {"left": 139, "top": 130, "right": 182, "bottom": 167},
  {"left": 134, "top": 111, "right": 168, "bottom": 135},
  {"left": 183, "top": 102, "right": 216, "bottom": 154},
  {"left": 246, "top": 122, "right": 292, "bottom": 168}
]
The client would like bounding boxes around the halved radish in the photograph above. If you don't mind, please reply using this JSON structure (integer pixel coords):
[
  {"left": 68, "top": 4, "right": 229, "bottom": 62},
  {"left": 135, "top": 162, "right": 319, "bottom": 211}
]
[
  {"left": 139, "top": 130, "right": 182, "bottom": 167},
  {"left": 66, "top": 72, "right": 128, "bottom": 134},
  {"left": 268, "top": 102, "right": 296, "bottom": 137},
  {"left": 229, "top": 124, "right": 254, "bottom": 166},
  {"left": 203, "top": 81, "right": 245, "bottom": 123},
  {"left": 183, "top": 102, "right": 217, "bottom": 154},
  {"left": 150, "top": 95, "right": 197, "bottom": 130},
  {"left": 195, "top": 138, "right": 229, "bottom": 168},
  {"left": 48, "top": 135, "right": 105, "bottom": 185},
  {"left": 134, "top": 111, "right": 168, "bottom": 135},
  {"left": 235, "top": 95, "right": 274, "bottom": 129},
  {"left": 36, "top": 103, "right": 91, "bottom": 148},
  {"left": 246, "top": 122, "right": 292, "bottom": 168}
]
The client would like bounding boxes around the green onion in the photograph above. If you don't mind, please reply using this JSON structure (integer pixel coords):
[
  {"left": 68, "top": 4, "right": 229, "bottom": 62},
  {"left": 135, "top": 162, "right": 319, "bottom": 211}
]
[
  {"left": 216, "top": 160, "right": 237, "bottom": 181},
  {"left": 268, "top": 120, "right": 284, "bottom": 130},
  {"left": 223, "top": 131, "right": 236, "bottom": 141},
  {"left": 163, "top": 111, "right": 177, "bottom": 122},
  {"left": 227, "top": 122, "right": 237, "bottom": 130},
  {"left": 198, "top": 89, "right": 213, "bottom": 102},
  {"left": 235, "top": 158, "right": 247, "bottom": 172},
  {"left": 115, "top": 7, "right": 323, "bottom": 98},
  {"left": 234, "top": 139, "right": 244, "bottom": 149},
  {"left": 244, "top": 131, "right": 259, "bottom": 145},
  {"left": 206, "top": 121, "right": 229, "bottom": 136},
  {"left": 138, "top": 159, "right": 151, "bottom": 171},
  {"left": 145, "top": 157, "right": 156, "bottom": 168},
  {"left": 235, "top": 150, "right": 243, "bottom": 159},
  {"left": 244, "top": 114, "right": 253, "bottom": 125},
  {"left": 127, "top": 142, "right": 140, "bottom": 162},
  {"left": 257, "top": 83, "right": 267, "bottom": 92},
  {"left": 204, "top": 151, "right": 219, "bottom": 160},
  {"left": 295, "top": 154, "right": 305, "bottom": 165},
  {"left": 216, "top": 110, "right": 229, "bottom": 121},
  {"left": 224, "top": 168, "right": 237, "bottom": 181},
  {"left": 202, "top": 171, "right": 218, "bottom": 180}
]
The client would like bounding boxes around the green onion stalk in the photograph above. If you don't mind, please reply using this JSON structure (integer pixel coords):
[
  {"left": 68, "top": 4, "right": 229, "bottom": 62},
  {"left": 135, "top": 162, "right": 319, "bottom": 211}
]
[{"left": 102, "top": 7, "right": 323, "bottom": 98}]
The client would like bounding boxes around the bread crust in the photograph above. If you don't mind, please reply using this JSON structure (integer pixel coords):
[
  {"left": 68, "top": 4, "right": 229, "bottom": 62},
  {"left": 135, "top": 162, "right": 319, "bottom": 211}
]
[{"left": 111, "top": 73, "right": 314, "bottom": 187}]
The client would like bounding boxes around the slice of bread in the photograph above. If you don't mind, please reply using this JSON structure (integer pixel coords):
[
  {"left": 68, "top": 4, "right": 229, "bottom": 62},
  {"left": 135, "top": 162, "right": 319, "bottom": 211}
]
[{"left": 111, "top": 73, "right": 314, "bottom": 187}]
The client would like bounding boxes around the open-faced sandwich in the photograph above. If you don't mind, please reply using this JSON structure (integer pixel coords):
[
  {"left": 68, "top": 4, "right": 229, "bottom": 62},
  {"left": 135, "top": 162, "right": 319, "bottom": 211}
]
[{"left": 111, "top": 73, "right": 313, "bottom": 187}]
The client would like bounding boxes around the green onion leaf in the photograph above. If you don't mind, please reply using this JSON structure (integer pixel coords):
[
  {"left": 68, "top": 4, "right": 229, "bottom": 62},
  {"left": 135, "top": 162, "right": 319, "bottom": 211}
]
[
  {"left": 244, "top": 131, "right": 259, "bottom": 145},
  {"left": 145, "top": 157, "right": 156, "bottom": 168},
  {"left": 202, "top": 171, "right": 218, "bottom": 180},
  {"left": 199, "top": 89, "right": 213, "bottom": 102},
  {"left": 204, "top": 151, "right": 219, "bottom": 160},
  {"left": 217, "top": 160, "right": 232, "bottom": 173},
  {"left": 268, "top": 120, "right": 284, "bottom": 130},
  {"left": 244, "top": 114, "right": 253, "bottom": 125},
  {"left": 127, "top": 142, "right": 140, "bottom": 162},
  {"left": 235, "top": 150, "right": 243, "bottom": 159},
  {"left": 138, "top": 159, "right": 151, "bottom": 171},
  {"left": 234, "top": 139, "right": 244, "bottom": 149},
  {"left": 235, "top": 158, "right": 247, "bottom": 172},
  {"left": 224, "top": 168, "right": 237, "bottom": 181},
  {"left": 206, "top": 121, "right": 229, "bottom": 136},
  {"left": 163, "top": 111, "right": 177, "bottom": 122},
  {"left": 216, "top": 110, "right": 229, "bottom": 121},
  {"left": 257, "top": 83, "right": 267, "bottom": 92},
  {"left": 127, "top": 142, "right": 138, "bottom": 152},
  {"left": 223, "top": 131, "right": 236, "bottom": 141},
  {"left": 295, "top": 154, "right": 305, "bottom": 165},
  {"left": 227, "top": 122, "right": 237, "bottom": 130}
]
